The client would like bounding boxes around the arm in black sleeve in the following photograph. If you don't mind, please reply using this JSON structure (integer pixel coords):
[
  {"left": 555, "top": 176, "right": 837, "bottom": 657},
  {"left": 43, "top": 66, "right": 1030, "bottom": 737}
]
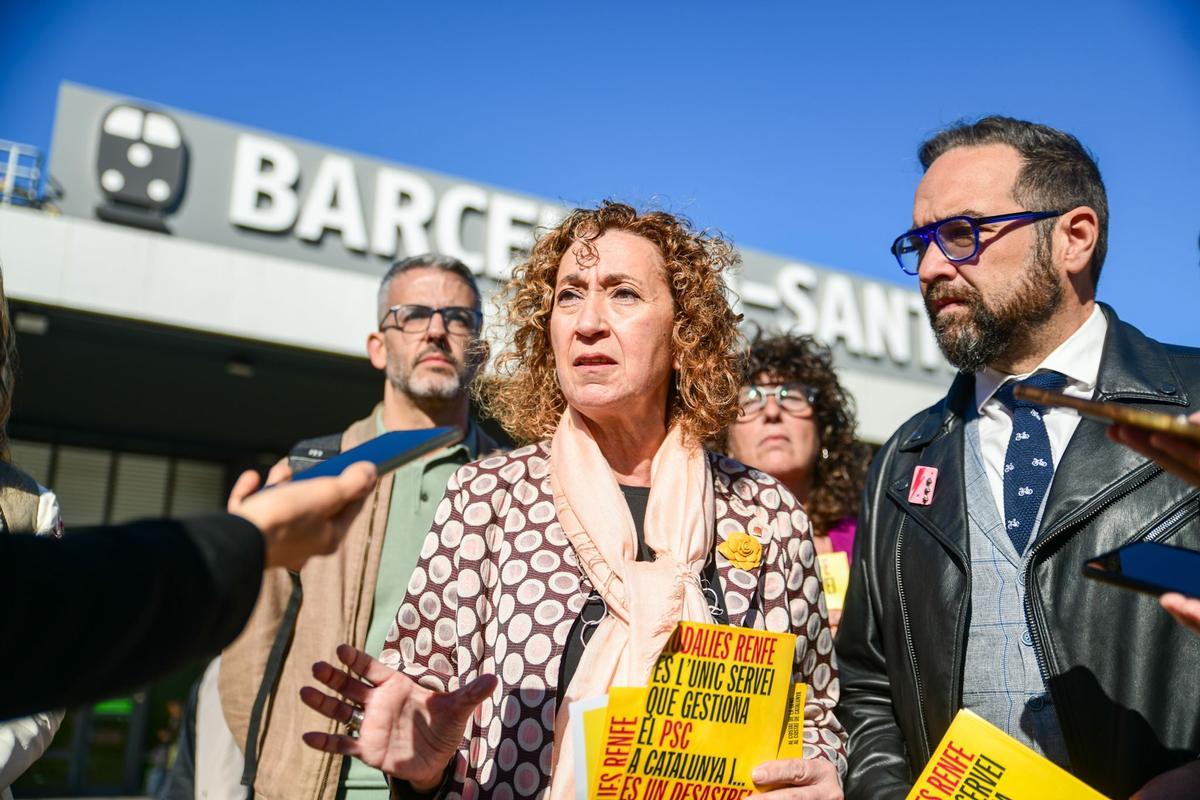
[
  {"left": 835, "top": 450, "right": 913, "bottom": 800},
  {"left": 0, "top": 513, "right": 264, "bottom": 720}
]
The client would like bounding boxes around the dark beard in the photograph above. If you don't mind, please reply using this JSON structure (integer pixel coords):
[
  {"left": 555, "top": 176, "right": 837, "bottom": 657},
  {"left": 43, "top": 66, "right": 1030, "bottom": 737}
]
[{"left": 923, "top": 246, "right": 1063, "bottom": 373}]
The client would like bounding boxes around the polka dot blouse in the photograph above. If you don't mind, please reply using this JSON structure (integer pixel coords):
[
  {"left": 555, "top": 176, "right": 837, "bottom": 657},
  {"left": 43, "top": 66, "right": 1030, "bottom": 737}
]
[{"left": 381, "top": 442, "right": 848, "bottom": 799}]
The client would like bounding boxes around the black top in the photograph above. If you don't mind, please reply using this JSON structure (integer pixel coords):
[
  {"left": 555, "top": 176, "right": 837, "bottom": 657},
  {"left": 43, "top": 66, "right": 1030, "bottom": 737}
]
[
  {"left": 0, "top": 513, "right": 265, "bottom": 720},
  {"left": 619, "top": 485, "right": 654, "bottom": 560},
  {"left": 557, "top": 486, "right": 728, "bottom": 701}
]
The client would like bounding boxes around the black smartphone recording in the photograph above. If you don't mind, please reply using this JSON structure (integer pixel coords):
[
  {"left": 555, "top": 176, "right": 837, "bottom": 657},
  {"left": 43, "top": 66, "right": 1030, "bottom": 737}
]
[
  {"left": 1084, "top": 541, "right": 1200, "bottom": 598},
  {"left": 289, "top": 427, "right": 461, "bottom": 483}
]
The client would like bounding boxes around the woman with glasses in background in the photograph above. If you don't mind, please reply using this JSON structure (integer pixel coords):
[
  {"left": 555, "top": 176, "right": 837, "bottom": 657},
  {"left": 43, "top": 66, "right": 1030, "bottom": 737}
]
[{"left": 720, "top": 332, "right": 870, "bottom": 633}]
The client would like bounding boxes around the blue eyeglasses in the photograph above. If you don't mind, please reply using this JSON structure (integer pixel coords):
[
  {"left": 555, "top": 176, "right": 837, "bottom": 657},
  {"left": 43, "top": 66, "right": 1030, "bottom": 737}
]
[{"left": 890, "top": 210, "right": 1063, "bottom": 275}]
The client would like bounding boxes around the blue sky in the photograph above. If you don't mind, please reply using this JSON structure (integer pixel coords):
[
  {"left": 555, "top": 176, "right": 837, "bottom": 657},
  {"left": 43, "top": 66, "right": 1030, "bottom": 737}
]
[{"left": 1, "top": 0, "right": 1197, "bottom": 345}]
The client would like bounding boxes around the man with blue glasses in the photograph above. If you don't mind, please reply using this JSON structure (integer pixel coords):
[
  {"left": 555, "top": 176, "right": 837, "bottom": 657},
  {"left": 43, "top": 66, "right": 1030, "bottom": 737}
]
[{"left": 837, "top": 116, "right": 1200, "bottom": 799}]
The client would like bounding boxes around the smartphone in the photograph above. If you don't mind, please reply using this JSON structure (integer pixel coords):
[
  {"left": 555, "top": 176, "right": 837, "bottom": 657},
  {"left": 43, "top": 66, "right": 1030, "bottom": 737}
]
[
  {"left": 290, "top": 427, "right": 461, "bottom": 483},
  {"left": 1083, "top": 540, "right": 1200, "bottom": 597},
  {"left": 1013, "top": 385, "right": 1200, "bottom": 444}
]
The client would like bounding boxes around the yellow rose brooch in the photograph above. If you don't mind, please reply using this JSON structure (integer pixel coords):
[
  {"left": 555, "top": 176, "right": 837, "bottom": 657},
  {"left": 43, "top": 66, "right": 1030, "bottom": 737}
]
[{"left": 717, "top": 530, "right": 762, "bottom": 571}]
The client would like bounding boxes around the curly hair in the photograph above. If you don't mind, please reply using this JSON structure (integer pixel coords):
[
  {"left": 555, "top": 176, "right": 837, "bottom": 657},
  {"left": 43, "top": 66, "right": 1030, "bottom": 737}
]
[
  {"left": 479, "top": 201, "right": 743, "bottom": 445},
  {"left": 720, "top": 331, "right": 870, "bottom": 536}
]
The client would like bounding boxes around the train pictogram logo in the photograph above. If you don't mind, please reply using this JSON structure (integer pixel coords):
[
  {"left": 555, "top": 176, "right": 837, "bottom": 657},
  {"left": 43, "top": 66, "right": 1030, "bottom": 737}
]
[{"left": 95, "top": 104, "right": 188, "bottom": 232}]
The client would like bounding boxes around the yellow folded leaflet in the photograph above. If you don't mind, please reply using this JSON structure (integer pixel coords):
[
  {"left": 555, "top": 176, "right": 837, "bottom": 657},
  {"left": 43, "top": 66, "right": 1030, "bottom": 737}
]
[
  {"left": 816, "top": 551, "right": 850, "bottom": 612},
  {"left": 776, "top": 681, "right": 808, "bottom": 760},
  {"left": 906, "top": 710, "right": 1107, "bottom": 800},
  {"left": 582, "top": 621, "right": 806, "bottom": 799}
]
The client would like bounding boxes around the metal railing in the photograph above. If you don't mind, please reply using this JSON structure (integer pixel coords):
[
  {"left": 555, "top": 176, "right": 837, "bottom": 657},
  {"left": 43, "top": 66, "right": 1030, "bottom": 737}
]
[{"left": 0, "top": 139, "right": 55, "bottom": 208}]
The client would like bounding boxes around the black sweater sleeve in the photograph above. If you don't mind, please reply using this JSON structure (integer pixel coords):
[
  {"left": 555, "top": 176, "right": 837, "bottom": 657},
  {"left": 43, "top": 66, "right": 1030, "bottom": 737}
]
[{"left": 0, "top": 513, "right": 264, "bottom": 720}]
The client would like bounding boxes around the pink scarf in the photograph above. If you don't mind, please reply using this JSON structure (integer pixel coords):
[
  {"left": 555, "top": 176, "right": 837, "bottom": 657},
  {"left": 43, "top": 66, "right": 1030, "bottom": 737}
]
[{"left": 547, "top": 407, "right": 716, "bottom": 800}]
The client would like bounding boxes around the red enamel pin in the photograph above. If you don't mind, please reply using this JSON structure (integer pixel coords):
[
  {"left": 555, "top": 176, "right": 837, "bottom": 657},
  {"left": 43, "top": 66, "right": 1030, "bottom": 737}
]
[{"left": 908, "top": 465, "right": 938, "bottom": 506}]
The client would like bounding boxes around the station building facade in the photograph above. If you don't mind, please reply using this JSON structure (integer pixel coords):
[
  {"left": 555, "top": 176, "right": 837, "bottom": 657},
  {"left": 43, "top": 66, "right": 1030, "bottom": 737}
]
[{"left": 0, "top": 83, "right": 950, "bottom": 794}]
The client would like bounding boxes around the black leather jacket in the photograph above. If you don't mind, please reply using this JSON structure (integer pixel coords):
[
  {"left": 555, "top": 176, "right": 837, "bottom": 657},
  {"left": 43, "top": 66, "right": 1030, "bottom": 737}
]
[{"left": 836, "top": 305, "right": 1200, "bottom": 800}]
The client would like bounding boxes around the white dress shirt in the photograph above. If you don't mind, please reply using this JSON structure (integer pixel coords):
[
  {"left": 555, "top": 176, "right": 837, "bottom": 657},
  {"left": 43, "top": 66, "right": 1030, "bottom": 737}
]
[{"left": 974, "top": 305, "right": 1108, "bottom": 525}]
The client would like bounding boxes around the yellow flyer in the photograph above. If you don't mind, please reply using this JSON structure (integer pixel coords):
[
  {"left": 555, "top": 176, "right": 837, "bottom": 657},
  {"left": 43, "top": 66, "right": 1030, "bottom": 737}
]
[
  {"left": 775, "top": 681, "right": 808, "bottom": 760},
  {"left": 906, "top": 709, "right": 1108, "bottom": 800},
  {"left": 588, "top": 687, "right": 648, "bottom": 800},
  {"left": 588, "top": 621, "right": 798, "bottom": 799},
  {"left": 571, "top": 693, "right": 616, "bottom": 800},
  {"left": 816, "top": 551, "right": 850, "bottom": 612}
]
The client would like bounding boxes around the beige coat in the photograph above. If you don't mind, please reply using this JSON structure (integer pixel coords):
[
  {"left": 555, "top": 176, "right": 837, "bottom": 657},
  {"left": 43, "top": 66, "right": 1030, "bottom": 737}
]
[{"left": 219, "top": 409, "right": 498, "bottom": 800}]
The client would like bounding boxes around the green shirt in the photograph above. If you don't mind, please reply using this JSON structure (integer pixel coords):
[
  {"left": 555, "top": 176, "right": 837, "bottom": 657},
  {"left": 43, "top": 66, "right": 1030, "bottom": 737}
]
[{"left": 343, "top": 413, "right": 480, "bottom": 799}]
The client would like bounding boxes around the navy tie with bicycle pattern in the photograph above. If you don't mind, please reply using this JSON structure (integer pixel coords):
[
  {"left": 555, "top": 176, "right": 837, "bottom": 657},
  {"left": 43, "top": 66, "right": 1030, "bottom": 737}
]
[{"left": 995, "top": 371, "right": 1068, "bottom": 555}]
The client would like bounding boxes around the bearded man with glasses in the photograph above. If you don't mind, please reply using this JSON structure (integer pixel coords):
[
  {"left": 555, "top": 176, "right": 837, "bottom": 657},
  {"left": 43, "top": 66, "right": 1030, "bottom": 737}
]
[
  {"left": 201, "top": 255, "right": 502, "bottom": 800},
  {"left": 837, "top": 117, "right": 1200, "bottom": 800}
]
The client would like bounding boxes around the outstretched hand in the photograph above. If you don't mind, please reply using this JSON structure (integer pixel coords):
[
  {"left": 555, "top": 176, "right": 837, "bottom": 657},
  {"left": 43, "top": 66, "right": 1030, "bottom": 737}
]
[
  {"left": 1161, "top": 592, "right": 1200, "bottom": 637},
  {"left": 227, "top": 461, "right": 376, "bottom": 570},
  {"left": 1108, "top": 411, "right": 1200, "bottom": 488},
  {"left": 300, "top": 644, "right": 497, "bottom": 791},
  {"left": 1131, "top": 758, "right": 1200, "bottom": 799},
  {"left": 1109, "top": 414, "right": 1200, "bottom": 639}
]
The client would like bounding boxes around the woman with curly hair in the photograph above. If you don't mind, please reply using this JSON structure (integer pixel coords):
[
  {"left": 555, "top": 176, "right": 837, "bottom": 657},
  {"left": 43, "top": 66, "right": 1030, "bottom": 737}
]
[
  {"left": 721, "top": 332, "right": 870, "bottom": 632},
  {"left": 300, "top": 202, "right": 846, "bottom": 799}
]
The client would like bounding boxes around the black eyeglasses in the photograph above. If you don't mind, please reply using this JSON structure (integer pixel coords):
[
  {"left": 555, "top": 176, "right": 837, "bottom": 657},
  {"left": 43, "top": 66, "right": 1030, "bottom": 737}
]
[
  {"left": 736, "top": 382, "right": 817, "bottom": 421},
  {"left": 890, "top": 210, "right": 1063, "bottom": 275},
  {"left": 379, "top": 305, "right": 482, "bottom": 336}
]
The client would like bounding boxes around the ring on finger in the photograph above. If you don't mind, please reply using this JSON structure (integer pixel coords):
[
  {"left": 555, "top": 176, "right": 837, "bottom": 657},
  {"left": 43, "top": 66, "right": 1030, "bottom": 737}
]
[{"left": 346, "top": 707, "right": 365, "bottom": 737}]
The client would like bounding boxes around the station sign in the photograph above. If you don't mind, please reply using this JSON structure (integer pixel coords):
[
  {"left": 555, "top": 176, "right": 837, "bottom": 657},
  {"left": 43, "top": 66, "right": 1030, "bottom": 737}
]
[{"left": 48, "top": 83, "right": 947, "bottom": 381}]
